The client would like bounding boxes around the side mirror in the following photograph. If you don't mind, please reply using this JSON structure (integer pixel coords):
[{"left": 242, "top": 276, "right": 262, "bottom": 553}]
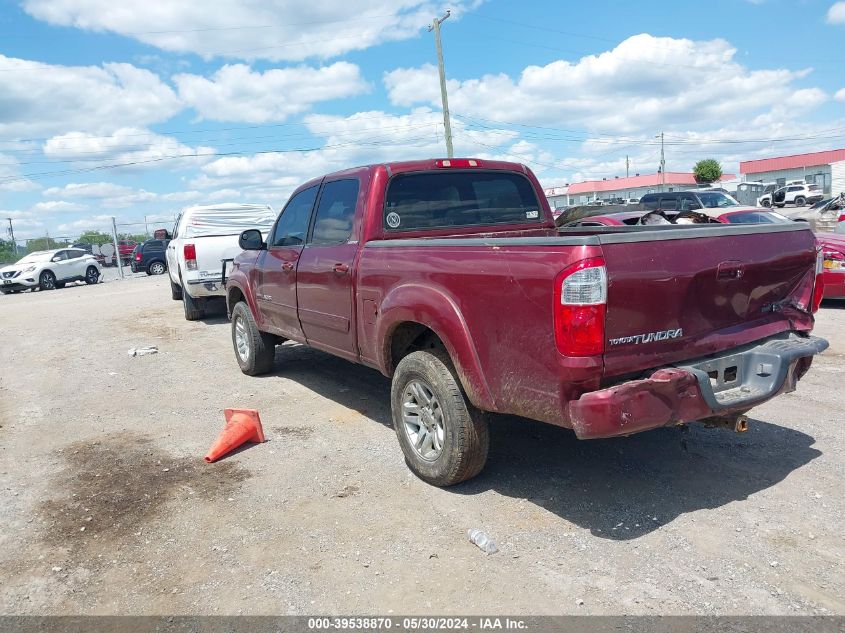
[
  {"left": 239, "top": 229, "right": 266, "bottom": 251},
  {"left": 51, "top": 256, "right": 61, "bottom": 262}
]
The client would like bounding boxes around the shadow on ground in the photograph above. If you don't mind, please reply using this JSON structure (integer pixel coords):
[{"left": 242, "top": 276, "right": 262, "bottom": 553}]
[{"left": 263, "top": 343, "right": 820, "bottom": 540}]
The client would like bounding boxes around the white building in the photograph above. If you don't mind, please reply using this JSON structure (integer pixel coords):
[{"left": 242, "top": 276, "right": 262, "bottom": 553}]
[{"left": 740, "top": 149, "right": 845, "bottom": 196}]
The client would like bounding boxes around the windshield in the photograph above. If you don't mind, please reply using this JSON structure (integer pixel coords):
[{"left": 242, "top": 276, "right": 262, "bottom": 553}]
[
  {"left": 697, "top": 192, "right": 739, "bottom": 208},
  {"left": 384, "top": 170, "right": 542, "bottom": 231},
  {"left": 16, "top": 252, "right": 53, "bottom": 263},
  {"left": 723, "top": 211, "right": 792, "bottom": 224}
]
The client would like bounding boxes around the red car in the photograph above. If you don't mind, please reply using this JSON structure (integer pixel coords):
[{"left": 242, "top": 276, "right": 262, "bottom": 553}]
[
  {"left": 567, "top": 208, "right": 845, "bottom": 300},
  {"left": 225, "top": 159, "right": 827, "bottom": 485}
]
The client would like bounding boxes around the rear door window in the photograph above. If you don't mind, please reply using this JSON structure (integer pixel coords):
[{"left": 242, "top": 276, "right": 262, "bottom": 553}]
[
  {"left": 384, "top": 171, "right": 541, "bottom": 231},
  {"left": 310, "top": 179, "right": 358, "bottom": 245}
]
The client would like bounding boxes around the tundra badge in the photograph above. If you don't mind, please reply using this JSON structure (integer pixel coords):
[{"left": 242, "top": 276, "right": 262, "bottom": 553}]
[{"left": 608, "top": 328, "right": 683, "bottom": 346}]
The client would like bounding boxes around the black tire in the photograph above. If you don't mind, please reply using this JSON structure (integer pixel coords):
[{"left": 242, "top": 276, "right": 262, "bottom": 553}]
[
  {"left": 391, "top": 349, "right": 489, "bottom": 486},
  {"left": 231, "top": 301, "right": 276, "bottom": 375},
  {"left": 84, "top": 266, "right": 99, "bottom": 285},
  {"left": 148, "top": 260, "right": 166, "bottom": 275},
  {"left": 39, "top": 270, "right": 56, "bottom": 290},
  {"left": 761, "top": 199, "right": 771, "bottom": 208},
  {"left": 182, "top": 288, "right": 206, "bottom": 321},
  {"left": 794, "top": 196, "right": 806, "bottom": 207},
  {"left": 170, "top": 279, "right": 183, "bottom": 300}
]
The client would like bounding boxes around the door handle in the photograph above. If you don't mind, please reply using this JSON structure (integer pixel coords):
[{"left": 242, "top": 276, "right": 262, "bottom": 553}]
[
  {"left": 282, "top": 262, "right": 295, "bottom": 272},
  {"left": 332, "top": 263, "right": 349, "bottom": 274}
]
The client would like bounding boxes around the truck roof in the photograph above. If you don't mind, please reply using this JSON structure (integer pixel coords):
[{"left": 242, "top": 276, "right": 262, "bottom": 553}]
[{"left": 294, "top": 158, "right": 531, "bottom": 192}]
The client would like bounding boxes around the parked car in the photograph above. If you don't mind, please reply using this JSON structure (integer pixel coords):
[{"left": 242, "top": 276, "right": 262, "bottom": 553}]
[
  {"left": 115, "top": 240, "right": 137, "bottom": 266},
  {"left": 0, "top": 248, "right": 101, "bottom": 293},
  {"left": 567, "top": 208, "right": 845, "bottom": 300},
  {"left": 167, "top": 203, "right": 276, "bottom": 320},
  {"left": 640, "top": 190, "right": 745, "bottom": 212},
  {"left": 72, "top": 242, "right": 106, "bottom": 266},
  {"left": 130, "top": 239, "right": 169, "bottom": 275},
  {"left": 794, "top": 196, "right": 845, "bottom": 233},
  {"left": 758, "top": 183, "right": 824, "bottom": 208},
  {"left": 225, "top": 158, "right": 827, "bottom": 486}
]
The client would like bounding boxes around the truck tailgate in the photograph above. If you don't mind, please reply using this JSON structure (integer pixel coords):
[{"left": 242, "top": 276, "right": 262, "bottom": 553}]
[{"left": 599, "top": 224, "right": 818, "bottom": 379}]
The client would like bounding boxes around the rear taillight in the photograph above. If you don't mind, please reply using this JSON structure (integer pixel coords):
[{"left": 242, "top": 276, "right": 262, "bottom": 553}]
[
  {"left": 134, "top": 252, "right": 141, "bottom": 262},
  {"left": 823, "top": 249, "right": 845, "bottom": 271},
  {"left": 812, "top": 248, "right": 825, "bottom": 312},
  {"left": 554, "top": 257, "right": 607, "bottom": 356},
  {"left": 838, "top": 213, "right": 845, "bottom": 223},
  {"left": 184, "top": 243, "right": 197, "bottom": 270}
]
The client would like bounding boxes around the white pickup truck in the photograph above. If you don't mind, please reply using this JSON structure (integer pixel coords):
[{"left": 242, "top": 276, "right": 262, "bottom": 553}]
[{"left": 166, "top": 203, "right": 276, "bottom": 320}]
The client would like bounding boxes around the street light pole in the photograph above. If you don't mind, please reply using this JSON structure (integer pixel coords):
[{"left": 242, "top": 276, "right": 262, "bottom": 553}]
[
  {"left": 656, "top": 132, "right": 666, "bottom": 192},
  {"left": 429, "top": 10, "right": 454, "bottom": 158},
  {"left": 5, "top": 218, "right": 14, "bottom": 253}
]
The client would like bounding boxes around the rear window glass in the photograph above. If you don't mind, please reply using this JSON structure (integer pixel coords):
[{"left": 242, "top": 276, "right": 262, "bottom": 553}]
[
  {"left": 723, "top": 211, "right": 791, "bottom": 224},
  {"left": 182, "top": 205, "right": 276, "bottom": 238},
  {"left": 383, "top": 171, "right": 541, "bottom": 231}
]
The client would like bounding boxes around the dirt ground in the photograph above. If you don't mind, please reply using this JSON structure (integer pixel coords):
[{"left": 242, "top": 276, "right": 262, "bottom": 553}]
[{"left": 0, "top": 272, "right": 843, "bottom": 615}]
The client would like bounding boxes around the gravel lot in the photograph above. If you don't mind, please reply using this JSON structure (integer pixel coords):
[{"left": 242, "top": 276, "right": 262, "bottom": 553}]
[{"left": 0, "top": 272, "right": 843, "bottom": 615}]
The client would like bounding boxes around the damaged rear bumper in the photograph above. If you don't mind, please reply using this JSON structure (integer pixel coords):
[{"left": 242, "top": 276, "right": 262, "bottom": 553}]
[{"left": 569, "top": 332, "right": 829, "bottom": 439}]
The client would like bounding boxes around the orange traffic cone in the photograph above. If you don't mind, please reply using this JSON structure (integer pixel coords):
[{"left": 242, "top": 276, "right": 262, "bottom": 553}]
[{"left": 204, "top": 408, "right": 266, "bottom": 463}]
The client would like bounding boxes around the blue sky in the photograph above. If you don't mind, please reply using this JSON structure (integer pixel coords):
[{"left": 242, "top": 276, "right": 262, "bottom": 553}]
[{"left": 1, "top": 0, "right": 844, "bottom": 239}]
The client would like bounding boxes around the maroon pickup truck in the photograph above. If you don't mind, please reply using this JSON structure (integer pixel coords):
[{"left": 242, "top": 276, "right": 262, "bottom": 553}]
[{"left": 225, "top": 158, "right": 828, "bottom": 486}]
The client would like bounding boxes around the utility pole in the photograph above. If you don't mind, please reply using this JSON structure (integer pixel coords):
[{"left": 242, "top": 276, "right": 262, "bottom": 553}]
[
  {"left": 144, "top": 215, "right": 150, "bottom": 239},
  {"left": 45, "top": 228, "right": 51, "bottom": 250},
  {"left": 656, "top": 132, "right": 666, "bottom": 191},
  {"left": 111, "top": 217, "right": 124, "bottom": 279},
  {"left": 429, "top": 10, "right": 454, "bottom": 158},
  {"left": 625, "top": 155, "right": 630, "bottom": 179},
  {"left": 5, "top": 218, "right": 14, "bottom": 254}
]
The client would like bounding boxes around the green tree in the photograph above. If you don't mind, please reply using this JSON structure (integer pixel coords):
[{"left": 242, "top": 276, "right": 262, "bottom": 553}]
[
  {"left": 26, "top": 237, "right": 70, "bottom": 252},
  {"left": 693, "top": 159, "right": 723, "bottom": 184},
  {"left": 0, "top": 238, "right": 19, "bottom": 264},
  {"left": 77, "top": 230, "right": 114, "bottom": 245}
]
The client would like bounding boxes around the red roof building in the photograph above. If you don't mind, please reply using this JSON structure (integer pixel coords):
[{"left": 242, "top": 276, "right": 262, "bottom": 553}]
[{"left": 740, "top": 149, "right": 845, "bottom": 175}]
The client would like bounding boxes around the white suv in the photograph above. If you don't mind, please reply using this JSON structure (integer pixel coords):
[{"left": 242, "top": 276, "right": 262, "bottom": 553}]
[
  {"left": 0, "top": 248, "right": 102, "bottom": 294},
  {"left": 758, "top": 183, "right": 824, "bottom": 208}
]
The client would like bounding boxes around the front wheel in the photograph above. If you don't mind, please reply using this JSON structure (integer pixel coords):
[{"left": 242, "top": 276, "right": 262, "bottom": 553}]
[
  {"left": 85, "top": 266, "right": 100, "bottom": 285},
  {"left": 391, "top": 349, "right": 489, "bottom": 486},
  {"left": 39, "top": 270, "right": 56, "bottom": 290},
  {"left": 231, "top": 301, "right": 276, "bottom": 375},
  {"left": 761, "top": 199, "right": 771, "bottom": 208},
  {"left": 794, "top": 196, "right": 806, "bottom": 207},
  {"left": 182, "top": 287, "right": 206, "bottom": 321},
  {"left": 170, "top": 279, "right": 182, "bottom": 300}
]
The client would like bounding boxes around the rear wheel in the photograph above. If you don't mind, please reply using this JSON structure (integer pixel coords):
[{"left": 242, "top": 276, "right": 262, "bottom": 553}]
[
  {"left": 85, "top": 266, "right": 99, "bottom": 284},
  {"left": 39, "top": 270, "right": 56, "bottom": 290},
  {"left": 794, "top": 196, "right": 806, "bottom": 207},
  {"left": 391, "top": 349, "right": 489, "bottom": 486},
  {"left": 231, "top": 301, "right": 276, "bottom": 375},
  {"left": 182, "top": 287, "right": 206, "bottom": 321},
  {"left": 170, "top": 279, "right": 183, "bottom": 300},
  {"left": 761, "top": 199, "right": 771, "bottom": 208},
  {"left": 149, "top": 261, "right": 166, "bottom": 275}
]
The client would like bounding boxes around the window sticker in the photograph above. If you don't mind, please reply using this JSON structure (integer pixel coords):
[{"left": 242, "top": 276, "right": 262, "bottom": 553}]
[
  {"left": 525, "top": 210, "right": 539, "bottom": 219},
  {"left": 386, "top": 211, "right": 401, "bottom": 228}
]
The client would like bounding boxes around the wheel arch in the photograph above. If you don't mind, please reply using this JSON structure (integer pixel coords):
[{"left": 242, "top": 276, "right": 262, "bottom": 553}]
[{"left": 376, "top": 284, "right": 496, "bottom": 411}]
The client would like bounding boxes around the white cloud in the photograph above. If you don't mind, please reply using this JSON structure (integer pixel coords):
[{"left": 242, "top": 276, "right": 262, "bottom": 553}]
[
  {"left": 42, "top": 128, "right": 215, "bottom": 170},
  {"left": 835, "top": 88, "right": 845, "bottom": 102},
  {"left": 31, "top": 201, "right": 87, "bottom": 213},
  {"left": 0, "top": 153, "right": 41, "bottom": 192},
  {"left": 161, "top": 190, "right": 202, "bottom": 202},
  {"left": 174, "top": 62, "right": 369, "bottom": 122},
  {"left": 22, "top": 0, "right": 484, "bottom": 62},
  {"left": 43, "top": 182, "right": 159, "bottom": 209},
  {"left": 0, "top": 56, "right": 181, "bottom": 139},
  {"left": 193, "top": 108, "right": 517, "bottom": 196},
  {"left": 827, "top": 2, "right": 845, "bottom": 24},
  {"left": 384, "top": 34, "right": 824, "bottom": 134},
  {"left": 56, "top": 215, "right": 115, "bottom": 232}
]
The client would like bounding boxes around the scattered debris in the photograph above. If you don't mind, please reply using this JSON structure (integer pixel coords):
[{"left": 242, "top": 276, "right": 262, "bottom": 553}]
[
  {"left": 128, "top": 346, "right": 158, "bottom": 357},
  {"left": 467, "top": 528, "right": 498, "bottom": 555},
  {"left": 576, "top": 598, "right": 585, "bottom": 606},
  {"left": 335, "top": 485, "right": 359, "bottom": 498}
]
